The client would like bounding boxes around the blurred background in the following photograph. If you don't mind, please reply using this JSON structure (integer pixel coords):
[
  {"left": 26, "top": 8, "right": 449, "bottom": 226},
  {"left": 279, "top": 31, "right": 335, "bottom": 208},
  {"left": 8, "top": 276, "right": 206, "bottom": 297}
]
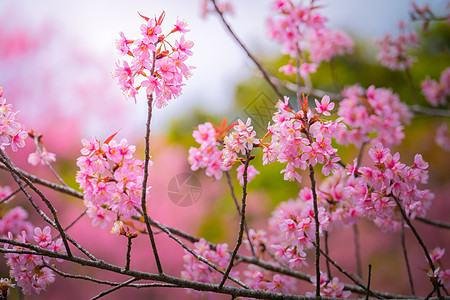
[{"left": 0, "top": 0, "right": 449, "bottom": 299}]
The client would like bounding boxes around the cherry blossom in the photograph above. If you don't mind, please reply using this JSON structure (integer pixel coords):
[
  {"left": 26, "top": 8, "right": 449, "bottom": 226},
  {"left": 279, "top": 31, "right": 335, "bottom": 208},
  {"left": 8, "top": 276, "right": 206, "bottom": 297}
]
[
  {"left": 76, "top": 136, "right": 146, "bottom": 228},
  {"left": 181, "top": 238, "right": 236, "bottom": 297},
  {"left": 262, "top": 95, "right": 344, "bottom": 183},
  {"left": 4, "top": 227, "right": 65, "bottom": 295},
  {"left": 375, "top": 21, "right": 419, "bottom": 71},
  {"left": 0, "top": 91, "right": 28, "bottom": 152},
  {"left": 421, "top": 67, "right": 450, "bottom": 106},
  {"left": 267, "top": 0, "right": 353, "bottom": 78},
  {"left": 27, "top": 150, "right": 56, "bottom": 166},
  {"left": 337, "top": 85, "right": 412, "bottom": 147},
  {"left": 113, "top": 12, "right": 194, "bottom": 108},
  {"left": 347, "top": 144, "right": 433, "bottom": 231},
  {"left": 436, "top": 123, "right": 450, "bottom": 151}
]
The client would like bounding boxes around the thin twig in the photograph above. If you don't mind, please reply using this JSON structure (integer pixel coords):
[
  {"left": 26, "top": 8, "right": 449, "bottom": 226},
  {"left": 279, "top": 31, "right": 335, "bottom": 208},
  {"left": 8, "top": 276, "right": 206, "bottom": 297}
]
[
  {"left": 33, "top": 135, "right": 68, "bottom": 187},
  {"left": 392, "top": 195, "right": 441, "bottom": 297},
  {"left": 225, "top": 170, "right": 256, "bottom": 257},
  {"left": 416, "top": 216, "right": 450, "bottom": 229},
  {"left": 219, "top": 152, "right": 252, "bottom": 289},
  {"left": 90, "top": 278, "right": 137, "bottom": 300},
  {"left": 324, "top": 231, "right": 332, "bottom": 280},
  {"left": 140, "top": 86, "right": 163, "bottom": 274},
  {"left": 308, "top": 164, "right": 321, "bottom": 297},
  {"left": 262, "top": 73, "right": 450, "bottom": 118},
  {"left": 125, "top": 235, "right": 133, "bottom": 271},
  {"left": 265, "top": 74, "right": 342, "bottom": 101},
  {"left": 0, "top": 162, "right": 84, "bottom": 199},
  {"left": 365, "top": 264, "right": 372, "bottom": 300},
  {"left": 0, "top": 235, "right": 414, "bottom": 299},
  {"left": 135, "top": 208, "right": 250, "bottom": 290},
  {"left": 405, "top": 67, "right": 419, "bottom": 106},
  {"left": 0, "top": 187, "right": 21, "bottom": 205},
  {"left": 46, "top": 264, "right": 178, "bottom": 288},
  {"left": 53, "top": 209, "right": 88, "bottom": 240},
  {"left": 401, "top": 218, "right": 416, "bottom": 296},
  {"left": 311, "top": 241, "right": 380, "bottom": 299},
  {"left": 329, "top": 58, "right": 342, "bottom": 92},
  {"left": 357, "top": 142, "right": 367, "bottom": 169},
  {"left": 0, "top": 152, "right": 97, "bottom": 261},
  {"left": 210, "top": 0, "right": 284, "bottom": 100},
  {"left": 409, "top": 105, "right": 450, "bottom": 117},
  {"left": 0, "top": 150, "right": 72, "bottom": 257},
  {"left": 353, "top": 223, "right": 362, "bottom": 278}
]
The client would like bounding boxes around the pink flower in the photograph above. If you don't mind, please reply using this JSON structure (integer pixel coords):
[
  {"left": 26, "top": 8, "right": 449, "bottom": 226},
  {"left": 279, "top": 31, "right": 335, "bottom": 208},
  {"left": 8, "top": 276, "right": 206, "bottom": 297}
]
[
  {"left": 28, "top": 151, "right": 41, "bottom": 166},
  {"left": 236, "top": 164, "right": 259, "bottom": 186},
  {"left": 375, "top": 23, "right": 418, "bottom": 71},
  {"left": 421, "top": 67, "right": 450, "bottom": 106},
  {"left": 10, "top": 128, "right": 28, "bottom": 152},
  {"left": 140, "top": 19, "right": 162, "bottom": 44},
  {"left": 114, "top": 12, "right": 194, "bottom": 107},
  {"left": 116, "top": 32, "right": 132, "bottom": 55},
  {"left": 173, "top": 18, "right": 190, "bottom": 34},
  {"left": 369, "top": 144, "right": 390, "bottom": 164},
  {"left": 315, "top": 95, "right": 334, "bottom": 116},
  {"left": 33, "top": 226, "right": 52, "bottom": 247},
  {"left": 430, "top": 247, "right": 445, "bottom": 263},
  {"left": 279, "top": 61, "right": 297, "bottom": 76},
  {"left": 175, "top": 35, "right": 194, "bottom": 56},
  {"left": 337, "top": 85, "right": 411, "bottom": 147},
  {"left": 436, "top": 123, "right": 450, "bottom": 151},
  {"left": 298, "top": 63, "right": 317, "bottom": 79}
]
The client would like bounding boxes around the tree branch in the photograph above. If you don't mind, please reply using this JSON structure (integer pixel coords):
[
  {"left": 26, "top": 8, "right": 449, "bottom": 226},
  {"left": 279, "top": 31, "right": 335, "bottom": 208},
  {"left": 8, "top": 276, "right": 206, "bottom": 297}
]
[
  {"left": 219, "top": 151, "right": 251, "bottom": 288},
  {"left": 210, "top": 0, "right": 284, "bottom": 100}
]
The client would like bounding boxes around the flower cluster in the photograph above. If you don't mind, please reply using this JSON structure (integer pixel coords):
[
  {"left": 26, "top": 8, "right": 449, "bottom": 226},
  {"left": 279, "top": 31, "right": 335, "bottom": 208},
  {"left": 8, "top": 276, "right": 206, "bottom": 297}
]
[
  {"left": 0, "top": 207, "right": 33, "bottom": 237},
  {"left": 113, "top": 12, "right": 194, "bottom": 108},
  {"left": 4, "top": 226, "right": 65, "bottom": 295},
  {"left": 268, "top": 189, "right": 330, "bottom": 270},
  {"left": 0, "top": 185, "right": 13, "bottom": 204},
  {"left": 375, "top": 21, "right": 419, "bottom": 71},
  {"left": 188, "top": 122, "right": 230, "bottom": 180},
  {"left": 28, "top": 150, "right": 56, "bottom": 166},
  {"left": 262, "top": 95, "right": 344, "bottom": 183},
  {"left": 421, "top": 67, "right": 450, "bottom": 107},
  {"left": 76, "top": 136, "right": 146, "bottom": 228},
  {"left": 337, "top": 85, "right": 412, "bottom": 148},
  {"left": 222, "top": 118, "right": 259, "bottom": 167},
  {"left": 188, "top": 119, "right": 260, "bottom": 185},
  {"left": 181, "top": 239, "right": 236, "bottom": 290},
  {"left": 347, "top": 144, "right": 433, "bottom": 231},
  {"left": 243, "top": 269, "right": 293, "bottom": 294},
  {"left": 308, "top": 272, "right": 351, "bottom": 298},
  {"left": 267, "top": 0, "right": 353, "bottom": 77},
  {"left": 200, "top": 0, "right": 234, "bottom": 18},
  {"left": 428, "top": 247, "right": 450, "bottom": 289},
  {"left": 436, "top": 123, "right": 450, "bottom": 151},
  {"left": 0, "top": 88, "right": 27, "bottom": 152}
]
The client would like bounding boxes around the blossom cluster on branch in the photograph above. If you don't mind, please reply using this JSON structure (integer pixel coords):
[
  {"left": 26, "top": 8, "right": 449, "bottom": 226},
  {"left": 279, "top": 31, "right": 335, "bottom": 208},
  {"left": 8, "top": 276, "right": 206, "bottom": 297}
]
[{"left": 113, "top": 11, "right": 194, "bottom": 107}]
